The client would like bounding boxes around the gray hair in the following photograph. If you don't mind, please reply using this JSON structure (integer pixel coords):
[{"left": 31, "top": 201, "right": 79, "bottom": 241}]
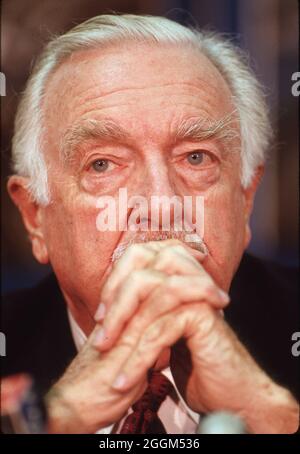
[{"left": 11, "top": 14, "right": 272, "bottom": 205}]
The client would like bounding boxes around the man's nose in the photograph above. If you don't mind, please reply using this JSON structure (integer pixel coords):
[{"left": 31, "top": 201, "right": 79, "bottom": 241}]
[
  {"left": 130, "top": 161, "right": 181, "bottom": 230},
  {"left": 142, "top": 161, "right": 176, "bottom": 200}
]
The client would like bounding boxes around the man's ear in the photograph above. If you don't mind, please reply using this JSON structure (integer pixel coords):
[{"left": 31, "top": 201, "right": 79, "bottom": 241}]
[
  {"left": 7, "top": 175, "right": 49, "bottom": 264},
  {"left": 243, "top": 165, "right": 264, "bottom": 248}
]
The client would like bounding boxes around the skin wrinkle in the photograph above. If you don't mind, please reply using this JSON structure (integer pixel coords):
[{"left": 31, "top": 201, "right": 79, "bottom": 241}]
[
  {"left": 57, "top": 94, "right": 240, "bottom": 165},
  {"left": 14, "top": 43, "right": 253, "bottom": 336},
  {"left": 55, "top": 41, "right": 227, "bottom": 93},
  {"left": 79, "top": 80, "right": 227, "bottom": 105},
  {"left": 76, "top": 86, "right": 228, "bottom": 121},
  {"left": 9, "top": 28, "right": 298, "bottom": 435},
  {"left": 60, "top": 111, "right": 239, "bottom": 164},
  {"left": 45, "top": 45, "right": 231, "bottom": 131},
  {"left": 78, "top": 95, "right": 224, "bottom": 116},
  {"left": 62, "top": 96, "right": 224, "bottom": 134},
  {"left": 46, "top": 67, "right": 233, "bottom": 146}
]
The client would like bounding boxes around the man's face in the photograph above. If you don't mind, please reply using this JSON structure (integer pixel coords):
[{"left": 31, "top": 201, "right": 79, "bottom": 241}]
[{"left": 34, "top": 43, "right": 254, "bottom": 331}]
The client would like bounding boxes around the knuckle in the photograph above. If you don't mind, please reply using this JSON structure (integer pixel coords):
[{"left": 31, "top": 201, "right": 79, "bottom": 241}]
[
  {"left": 135, "top": 343, "right": 147, "bottom": 361},
  {"left": 203, "top": 282, "right": 219, "bottom": 298},
  {"left": 155, "top": 247, "right": 181, "bottom": 269},
  {"left": 199, "top": 302, "right": 215, "bottom": 317},
  {"left": 140, "top": 321, "right": 164, "bottom": 346},
  {"left": 166, "top": 244, "right": 185, "bottom": 257},
  {"left": 127, "top": 269, "right": 145, "bottom": 285},
  {"left": 152, "top": 280, "right": 177, "bottom": 305},
  {"left": 165, "top": 275, "right": 181, "bottom": 291},
  {"left": 156, "top": 248, "right": 173, "bottom": 264},
  {"left": 196, "top": 304, "right": 217, "bottom": 335},
  {"left": 126, "top": 269, "right": 163, "bottom": 290},
  {"left": 125, "top": 243, "right": 155, "bottom": 265},
  {"left": 172, "top": 244, "right": 189, "bottom": 256},
  {"left": 119, "top": 333, "right": 137, "bottom": 351},
  {"left": 126, "top": 243, "right": 145, "bottom": 259}
]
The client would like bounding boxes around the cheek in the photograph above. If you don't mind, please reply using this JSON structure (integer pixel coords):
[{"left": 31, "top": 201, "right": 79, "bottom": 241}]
[
  {"left": 202, "top": 187, "right": 247, "bottom": 287},
  {"left": 42, "top": 200, "right": 120, "bottom": 296}
]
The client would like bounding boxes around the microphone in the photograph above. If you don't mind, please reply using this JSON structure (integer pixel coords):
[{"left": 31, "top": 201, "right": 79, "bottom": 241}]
[{"left": 197, "top": 411, "right": 247, "bottom": 434}]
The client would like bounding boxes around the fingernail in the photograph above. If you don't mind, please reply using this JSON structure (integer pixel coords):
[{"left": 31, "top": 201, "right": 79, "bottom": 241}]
[
  {"left": 112, "top": 373, "right": 127, "bottom": 390},
  {"left": 218, "top": 289, "right": 230, "bottom": 303},
  {"left": 92, "top": 326, "right": 106, "bottom": 347},
  {"left": 94, "top": 303, "right": 106, "bottom": 321}
]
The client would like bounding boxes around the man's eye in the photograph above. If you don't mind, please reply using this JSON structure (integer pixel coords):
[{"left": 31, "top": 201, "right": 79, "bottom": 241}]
[
  {"left": 186, "top": 151, "right": 214, "bottom": 166},
  {"left": 187, "top": 151, "right": 204, "bottom": 165},
  {"left": 91, "top": 159, "right": 110, "bottom": 172}
]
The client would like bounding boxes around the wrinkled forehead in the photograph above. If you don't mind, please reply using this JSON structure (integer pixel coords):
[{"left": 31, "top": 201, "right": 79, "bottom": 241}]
[{"left": 42, "top": 42, "right": 236, "bottom": 144}]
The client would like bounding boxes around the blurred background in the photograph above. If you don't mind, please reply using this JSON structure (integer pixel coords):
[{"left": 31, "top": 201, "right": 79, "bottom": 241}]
[{"left": 1, "top": 0, "right": 298, "bottom": 292}]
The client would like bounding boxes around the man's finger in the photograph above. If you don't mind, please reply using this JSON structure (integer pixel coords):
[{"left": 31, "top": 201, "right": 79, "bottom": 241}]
[
  {"left": 97, "top": 240, "right": 206, "bottom": 320},
  {"left": 100, "top": 239, "right": 206, "bottom": 307},
  {"left": 110, "top": 303, "right": 217, "bottom": 391},
  {"left": 94, "top": 277, "right": 229, "bottom": 352}
]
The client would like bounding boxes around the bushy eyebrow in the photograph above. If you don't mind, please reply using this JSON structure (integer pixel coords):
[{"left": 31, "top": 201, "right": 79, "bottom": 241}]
[
  {"left": 173, "top": 110, "right": 239, "bottom": 144},
  {"left": 60, "top": 110, "right": 239, "bottom": 163},
  {"left": 60, "top": 118, "right": 129, "bottom": 162}
]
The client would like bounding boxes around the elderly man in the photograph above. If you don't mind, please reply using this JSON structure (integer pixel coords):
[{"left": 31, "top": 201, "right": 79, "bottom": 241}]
[{"left": 2, "top": 14, "right": 299, "bottom": 434}]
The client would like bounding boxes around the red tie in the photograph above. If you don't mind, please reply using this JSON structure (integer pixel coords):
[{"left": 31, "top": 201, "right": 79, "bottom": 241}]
[{"left": 120, "top": 370, "right": 173, "bottom": 434}]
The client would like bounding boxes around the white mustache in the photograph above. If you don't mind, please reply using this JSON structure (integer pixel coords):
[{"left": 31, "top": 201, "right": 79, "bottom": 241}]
[{"left": 111, "top": 230, "right": 208, "bottom": 262}]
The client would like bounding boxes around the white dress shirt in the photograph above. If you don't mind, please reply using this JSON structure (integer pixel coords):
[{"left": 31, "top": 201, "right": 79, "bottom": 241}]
[{"left": 67, "top": 309, "right": 199, "bottom": 434}]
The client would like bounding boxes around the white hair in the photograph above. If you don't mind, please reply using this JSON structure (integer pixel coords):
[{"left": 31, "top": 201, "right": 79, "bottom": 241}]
[{"left": 11, "top": 14, "right": 272, "bottom": 205}]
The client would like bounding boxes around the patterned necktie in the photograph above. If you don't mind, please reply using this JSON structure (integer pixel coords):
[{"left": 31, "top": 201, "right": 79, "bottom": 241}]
[{"left": 119, "top": 370, "right": 173, "bottom": 434}]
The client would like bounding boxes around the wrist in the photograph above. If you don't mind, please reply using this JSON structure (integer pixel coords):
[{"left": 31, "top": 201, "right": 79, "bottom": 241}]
[
  {"left": 45, "top": 385, "right": 85, "bottom": 434},
  {"left": 241, "top": 378, "right": 299, "bottom": 434}
]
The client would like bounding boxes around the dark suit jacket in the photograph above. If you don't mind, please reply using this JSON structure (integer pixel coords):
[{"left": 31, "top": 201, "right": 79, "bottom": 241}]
[{"left": 1, "top": 253, "right": 299, "bottom": 402}]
